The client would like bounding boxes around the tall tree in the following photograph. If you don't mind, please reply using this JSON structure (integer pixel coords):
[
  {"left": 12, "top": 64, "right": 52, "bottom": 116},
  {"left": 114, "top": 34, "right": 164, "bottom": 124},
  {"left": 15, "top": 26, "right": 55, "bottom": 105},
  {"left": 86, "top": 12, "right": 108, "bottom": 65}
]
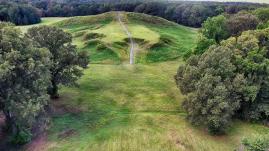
[
  {"left": 176, "top": 29, "right": 269, "bottom": 134},
  {"left": 254, "top": 8, "right": 269, "bottom": 22},
  {"left": 0, "top": 23, "right": 50, "bottom": 144},
  {"left": 227, "top": 12, "right": 259, "bottom": 36},
  {"left": 201, "top": 15, "right": 229, "bottom": 44},
  {"left": 26, "top": 26, "right": 89, "bottom": 99}
]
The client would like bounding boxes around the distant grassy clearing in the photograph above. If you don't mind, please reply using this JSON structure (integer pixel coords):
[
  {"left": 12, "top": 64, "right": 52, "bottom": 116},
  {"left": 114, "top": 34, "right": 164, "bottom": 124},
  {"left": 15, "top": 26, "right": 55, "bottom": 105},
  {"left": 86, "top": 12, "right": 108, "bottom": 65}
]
[{"left": 18, "top": 17, "right": 68, "bottom": 33}]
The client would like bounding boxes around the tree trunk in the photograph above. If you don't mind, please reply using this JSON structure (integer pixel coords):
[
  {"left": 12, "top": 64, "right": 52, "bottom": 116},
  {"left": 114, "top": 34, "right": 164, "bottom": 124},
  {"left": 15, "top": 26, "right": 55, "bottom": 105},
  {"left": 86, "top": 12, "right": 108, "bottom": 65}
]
[
  {"left": 48, "top": 80, "right": 59, "bottom": 99},
  {"left": 3, "top": 110, "right": 18, "bottom": 137}
]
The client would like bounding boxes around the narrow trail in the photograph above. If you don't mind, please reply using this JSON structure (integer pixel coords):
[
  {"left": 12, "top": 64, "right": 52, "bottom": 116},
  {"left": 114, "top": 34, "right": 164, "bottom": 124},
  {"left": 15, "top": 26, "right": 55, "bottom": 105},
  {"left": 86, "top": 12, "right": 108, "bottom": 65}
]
[{"left": 117, "top": 12, "right": 135, "bottom": 64}]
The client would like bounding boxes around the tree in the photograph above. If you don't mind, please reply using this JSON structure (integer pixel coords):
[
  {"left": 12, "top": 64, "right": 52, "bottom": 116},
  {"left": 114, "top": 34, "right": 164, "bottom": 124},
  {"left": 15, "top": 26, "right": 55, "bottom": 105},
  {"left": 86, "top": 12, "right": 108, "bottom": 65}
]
[
  {"left": 1, "top": 3, "right": 41, "bottom": 25},
  {"left": 176, "top": 29, "right": 269, "bottom": 134},
  {"left": 254, "top": 8, "right": 269, "bottom": 23},
  {"left": 0, "top": 23, "right": 50, "bottom": 144},
  {"left": 201, "top": 15, "right": 229, "bottom": 43},
  {"left": 193, "top": 35, "right": 216, "bottom": 55},
  {"left": 26, "top": 26, "right": 89, "bottom": 99},
  {"left": 177, "top": 46, "right": 240, "bottom": 134},
  {"left": 227, "top": 12, "right": 259, "bottom": 36}
]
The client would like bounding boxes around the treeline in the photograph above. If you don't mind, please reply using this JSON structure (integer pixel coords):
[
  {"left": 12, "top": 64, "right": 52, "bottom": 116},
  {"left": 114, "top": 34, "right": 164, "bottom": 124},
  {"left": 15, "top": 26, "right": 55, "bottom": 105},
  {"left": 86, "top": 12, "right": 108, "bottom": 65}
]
[
  {"left": 176, "top": 8, "right": 269, "bottom": 135},
  {"left": 32, "top": 1, "right": 267, "bottom": 27},
  {"left": 4, "top": 0, "right": 268, "bottom": 27},
  {"left": 0, "top": 2, "right": 41, "bottom": 25},
  {"left": 0, "top": 23, "right": 89, "bottom": 144}
]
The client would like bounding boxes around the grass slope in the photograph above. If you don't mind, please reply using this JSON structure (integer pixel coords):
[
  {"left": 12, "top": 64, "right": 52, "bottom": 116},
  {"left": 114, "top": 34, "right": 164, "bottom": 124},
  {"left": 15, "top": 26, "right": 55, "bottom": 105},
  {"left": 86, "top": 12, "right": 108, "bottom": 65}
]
[
  {"left": 46, "top": 62, "right": 268, "bottom": 151},
  {"left": 54, "top": 12, "right": 197, "bottom": 64},
  {"left": 18, "top": 17, "right": 68, "bottom": 33},
  {"left": 17, "top": 12, "right": 269, "bottom": 151}
]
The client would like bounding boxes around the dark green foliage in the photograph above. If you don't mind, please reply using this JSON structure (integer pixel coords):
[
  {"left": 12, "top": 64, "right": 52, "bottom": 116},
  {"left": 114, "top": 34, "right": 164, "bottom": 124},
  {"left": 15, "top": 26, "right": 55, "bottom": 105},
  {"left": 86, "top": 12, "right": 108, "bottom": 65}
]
[
  {"left": 257, "top": 20, "right": 269, "bottom": 29},
  {"left": 0, "top": 2, "right": 41, "bottom": 25},
  {"left": 11, "top": 129, "right": 32, "bottom": 145},
  {"left": 254, "top": 8, "right": 269, "bottom": 23},
  {"left": 177, "top": 46, "right": 239, "bottom": 134},
  {"left": 96, "top": 43, "right": 108, "bottom": 51},
  {"left": 193, "top": 35, "right": 216, "bottom": 55},
  {"left": 242, "top": 134, "right": 269, "bottom": 151},
  {"left": 255, "top": 8, "right": 269, "bottom": 29},
  {"left": 0, "top": 23, "right": 51, "bottom": 144},
  {"left": 176, "top": 29, "right": 269, "bottom": 134},
  {"left": 196, "top": 10, "right": 261, "bottom": 58},
  {"left": 227, "top": 12, "right": 259, "bottom": 36},
  {"left": 26, "top": 26, "right": 89, "bottom": 99},
  {"left": 201, "top": 15, "right": 229, "bottom": 44},
  {"left": 29, "top": 0, "right": 266, "bottom": 28},
  {"left": 83, "top": 32, "right": 105, "bottom": 40}
]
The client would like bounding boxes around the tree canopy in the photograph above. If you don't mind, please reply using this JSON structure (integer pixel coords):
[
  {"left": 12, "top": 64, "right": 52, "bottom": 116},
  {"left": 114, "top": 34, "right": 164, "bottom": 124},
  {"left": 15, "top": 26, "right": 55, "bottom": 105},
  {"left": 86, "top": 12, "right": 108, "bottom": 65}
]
[
  {"left": 176, "top": 29, "right": 269, "bottom": 134},
  {"left": 26, "top": 26, "right": 89, "bottom": 99},
  {"left": 4, "top": 0, "right": 266, "bottom": 27},
  {"left": 0, "top": 23, "right": 50, "bottom": 144},
  {"left": 0, "top": 2, "right": 41, "bottom": 25}
]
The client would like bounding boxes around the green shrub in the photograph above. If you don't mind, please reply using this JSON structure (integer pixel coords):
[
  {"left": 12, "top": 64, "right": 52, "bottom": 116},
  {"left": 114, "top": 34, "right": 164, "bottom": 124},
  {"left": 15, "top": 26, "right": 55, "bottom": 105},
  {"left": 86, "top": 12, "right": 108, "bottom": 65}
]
[
  {"left": 11, "top": 129, "right": 32, "bottom": 145},
  {"left": 242, "top": 134, "right": 269, "bottom": 151},
  {"left": 96, "top": 43, "right": 108, "bottom": 51},
  {"left": 84, "top": 32, "right": 105, "bottom": 40}
]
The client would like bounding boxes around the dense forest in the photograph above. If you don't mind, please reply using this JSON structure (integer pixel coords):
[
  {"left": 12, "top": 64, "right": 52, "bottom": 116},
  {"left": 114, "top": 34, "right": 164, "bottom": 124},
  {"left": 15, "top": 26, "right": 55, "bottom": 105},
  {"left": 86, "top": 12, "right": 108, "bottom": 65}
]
[
  {"left": 1, "top": 0, "right": 268, "bottom": 26},
  {"left": 0, "top": 2, "right": 40, "bottom": 25}
]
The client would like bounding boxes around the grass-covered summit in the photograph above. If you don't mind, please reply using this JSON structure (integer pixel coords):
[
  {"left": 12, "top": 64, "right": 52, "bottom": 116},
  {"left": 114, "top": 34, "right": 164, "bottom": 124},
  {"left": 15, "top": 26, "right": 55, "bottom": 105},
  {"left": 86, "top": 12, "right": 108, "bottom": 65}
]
[{"left": 54, "top": 12, "right": 197, "bottom": 64}]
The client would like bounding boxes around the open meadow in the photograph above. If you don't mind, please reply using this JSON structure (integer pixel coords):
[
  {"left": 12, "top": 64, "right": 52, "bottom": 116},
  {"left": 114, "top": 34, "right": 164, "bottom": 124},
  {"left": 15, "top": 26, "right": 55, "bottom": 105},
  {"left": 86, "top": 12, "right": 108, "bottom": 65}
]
[{"left": 18, "top": 12, "right": 269, "bottom": 151}]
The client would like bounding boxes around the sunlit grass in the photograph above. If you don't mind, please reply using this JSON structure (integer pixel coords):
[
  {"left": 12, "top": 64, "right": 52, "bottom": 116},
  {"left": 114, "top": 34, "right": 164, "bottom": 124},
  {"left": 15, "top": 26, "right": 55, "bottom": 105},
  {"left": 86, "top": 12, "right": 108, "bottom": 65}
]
[
  {"left": 53, "top": 12, "right": 197, "bottom": 64},
  {"left": 46, "top": 61, "right": 269, "bottom": 151},
  {"left": 18, "top": 17, "right": 68, "bottom": 33},
  {"left": 16, "top": 12, "right": 269, "bottom": 151}
]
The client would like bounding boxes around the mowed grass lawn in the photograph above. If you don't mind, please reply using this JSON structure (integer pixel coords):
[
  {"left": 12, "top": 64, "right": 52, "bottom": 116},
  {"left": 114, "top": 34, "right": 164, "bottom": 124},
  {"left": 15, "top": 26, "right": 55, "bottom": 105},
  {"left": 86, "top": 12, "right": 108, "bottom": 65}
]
[{"left": 18, "top": 12, "right": 269, "bottom": 151}]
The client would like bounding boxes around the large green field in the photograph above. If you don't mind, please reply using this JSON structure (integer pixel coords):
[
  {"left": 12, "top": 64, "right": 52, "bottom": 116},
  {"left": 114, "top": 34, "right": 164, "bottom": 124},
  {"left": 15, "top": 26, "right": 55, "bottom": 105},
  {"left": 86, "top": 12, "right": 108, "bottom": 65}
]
[{"left": 19, "top": 12, "right": 268, "bottom": 151}]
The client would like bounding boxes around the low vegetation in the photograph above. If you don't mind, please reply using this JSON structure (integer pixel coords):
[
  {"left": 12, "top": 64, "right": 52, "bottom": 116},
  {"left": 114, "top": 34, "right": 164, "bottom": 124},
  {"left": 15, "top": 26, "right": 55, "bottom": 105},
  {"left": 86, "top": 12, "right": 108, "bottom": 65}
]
[{"left": 242, "top": 134, "right": 269, "bottom": 151}]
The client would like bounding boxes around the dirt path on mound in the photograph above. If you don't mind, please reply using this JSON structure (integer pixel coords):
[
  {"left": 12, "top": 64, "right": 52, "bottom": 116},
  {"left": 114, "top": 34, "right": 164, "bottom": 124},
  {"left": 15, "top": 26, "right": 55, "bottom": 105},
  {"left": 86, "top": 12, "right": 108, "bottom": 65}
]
[{"left": 117, "top": 12, "right": 135, "bottom": 64}]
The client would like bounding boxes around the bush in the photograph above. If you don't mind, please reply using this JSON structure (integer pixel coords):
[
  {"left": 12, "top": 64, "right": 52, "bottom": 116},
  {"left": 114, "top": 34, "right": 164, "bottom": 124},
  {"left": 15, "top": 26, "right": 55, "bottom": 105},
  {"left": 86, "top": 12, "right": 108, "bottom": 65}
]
[
  {"left": 242, "top": 134, "right": 269, "bottom": 151},
  {"left": 83, "top": 32, "right": 105, "bottom": 40},
  {"left": 11, "top": 129, "right": 32, "bottom": 145},
  {"left": 96, "top": 43, "right": 108, "bottom": 51}
]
